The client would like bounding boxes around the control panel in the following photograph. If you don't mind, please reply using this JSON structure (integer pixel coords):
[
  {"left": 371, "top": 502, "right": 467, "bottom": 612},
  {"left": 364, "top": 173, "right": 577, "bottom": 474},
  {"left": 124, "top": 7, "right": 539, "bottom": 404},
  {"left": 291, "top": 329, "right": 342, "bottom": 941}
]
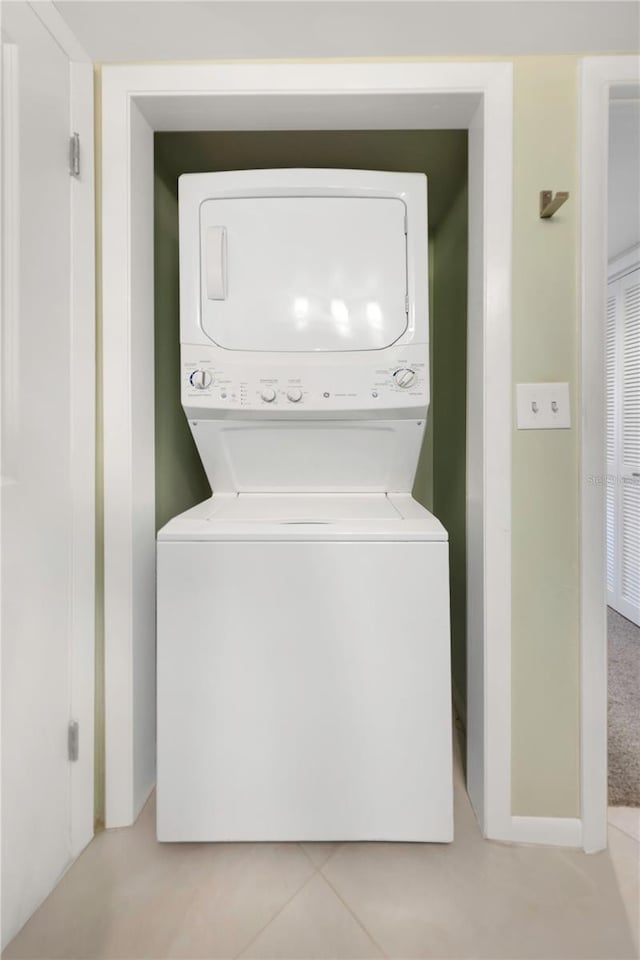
[{"left": 181, "top": 343, "right": 429, "bottom": 416}]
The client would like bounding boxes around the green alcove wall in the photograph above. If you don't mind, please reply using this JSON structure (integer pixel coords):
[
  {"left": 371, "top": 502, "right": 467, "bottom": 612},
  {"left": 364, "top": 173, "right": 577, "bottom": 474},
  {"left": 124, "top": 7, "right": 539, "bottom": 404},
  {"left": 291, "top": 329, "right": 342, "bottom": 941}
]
[{"left": 154, "top": 130, "right": 467, "bottom": 709}]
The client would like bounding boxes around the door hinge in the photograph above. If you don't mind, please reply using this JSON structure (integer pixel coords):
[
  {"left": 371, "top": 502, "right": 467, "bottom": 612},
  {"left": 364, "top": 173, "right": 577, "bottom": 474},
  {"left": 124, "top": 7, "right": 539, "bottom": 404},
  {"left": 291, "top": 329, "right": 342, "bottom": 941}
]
[
  {"left": 68, "top": 133, "right": 80, "bottom": 178},
  {"left": 68, "top": 720, "right": 79, "bottom": 762}
]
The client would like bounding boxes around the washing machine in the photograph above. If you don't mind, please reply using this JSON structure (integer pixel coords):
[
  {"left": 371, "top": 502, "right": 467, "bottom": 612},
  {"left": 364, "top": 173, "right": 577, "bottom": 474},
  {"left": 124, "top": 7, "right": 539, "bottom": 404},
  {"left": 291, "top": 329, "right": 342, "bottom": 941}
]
[{"left": 157, "top": 169, "right": 453, "bottom": 842}]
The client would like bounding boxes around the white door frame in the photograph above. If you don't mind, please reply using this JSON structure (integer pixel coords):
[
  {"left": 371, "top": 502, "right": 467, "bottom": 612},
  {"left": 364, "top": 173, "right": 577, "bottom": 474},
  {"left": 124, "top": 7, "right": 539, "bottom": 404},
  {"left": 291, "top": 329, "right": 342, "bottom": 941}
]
[
  {"left": 100, "top": 61, "right": 517, "bottom": 839},
  {"left": 68, "top": 57, "right": 96, "bottom": 858},
  {"left": 34, "top": 0, "right": 97, "bottom": 862},
  {"left": 1, "top": 3, "right": 96, "bottom": 860},
  {"left": 579, "top": 55, "right": 640, "bottom": 854},
  {"left": 34, "top": 1, "right": 97, "bottom": 860},
  {"left": 0, "top": 4, "right": 94, "bottom": 944}
]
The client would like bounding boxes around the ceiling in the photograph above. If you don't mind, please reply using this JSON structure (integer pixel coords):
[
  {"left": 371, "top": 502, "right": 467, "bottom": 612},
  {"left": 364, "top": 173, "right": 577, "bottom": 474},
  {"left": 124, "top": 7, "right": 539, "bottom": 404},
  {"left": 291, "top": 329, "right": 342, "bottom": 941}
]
[
  {"left": 51, "top": 1, "right": 640, "bottom": 63},
  {"left": 155, "top": 129, "right": 468, "bottom": 231}
]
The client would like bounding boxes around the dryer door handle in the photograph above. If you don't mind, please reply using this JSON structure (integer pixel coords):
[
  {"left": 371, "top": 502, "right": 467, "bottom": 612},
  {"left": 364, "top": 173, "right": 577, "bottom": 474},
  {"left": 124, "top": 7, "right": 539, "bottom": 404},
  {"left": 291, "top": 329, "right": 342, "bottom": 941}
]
[{"left": 206, "top": 226, "right": 227, "bottom": 300}]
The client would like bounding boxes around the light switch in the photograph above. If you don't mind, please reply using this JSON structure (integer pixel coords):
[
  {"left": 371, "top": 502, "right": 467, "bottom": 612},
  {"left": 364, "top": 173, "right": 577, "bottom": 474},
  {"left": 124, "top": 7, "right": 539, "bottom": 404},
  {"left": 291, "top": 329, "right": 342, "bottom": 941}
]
[{"left": 516, "top": 382, "right": 571, "bottom": 430}]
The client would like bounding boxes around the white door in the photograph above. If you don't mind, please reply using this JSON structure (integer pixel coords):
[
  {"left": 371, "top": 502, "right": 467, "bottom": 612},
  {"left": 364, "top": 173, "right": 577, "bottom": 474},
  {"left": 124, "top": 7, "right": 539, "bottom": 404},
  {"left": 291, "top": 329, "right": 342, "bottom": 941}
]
[
  {"left": 606, "top": 266, "right": 640, "bottom": 626},
  {"left": 199, "top": 196, "right": 408, "bottom": 351},
  {"left": 1, "top": 4, "right": 94, "bottom": 948}
]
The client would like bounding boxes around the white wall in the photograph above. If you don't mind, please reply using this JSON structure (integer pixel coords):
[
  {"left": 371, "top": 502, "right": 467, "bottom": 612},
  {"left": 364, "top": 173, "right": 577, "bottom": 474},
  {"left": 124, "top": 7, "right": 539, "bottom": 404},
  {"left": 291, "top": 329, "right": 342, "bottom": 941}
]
[{"left": 608, "top": 100, "right": 640, "bottom": 261}]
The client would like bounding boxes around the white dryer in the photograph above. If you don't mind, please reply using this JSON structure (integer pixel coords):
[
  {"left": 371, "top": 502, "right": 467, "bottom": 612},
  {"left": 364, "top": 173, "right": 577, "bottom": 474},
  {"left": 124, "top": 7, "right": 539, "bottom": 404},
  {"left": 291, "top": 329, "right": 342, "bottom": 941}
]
[{"left": 157, "top": 169, "right": 453, "bottom": 842}]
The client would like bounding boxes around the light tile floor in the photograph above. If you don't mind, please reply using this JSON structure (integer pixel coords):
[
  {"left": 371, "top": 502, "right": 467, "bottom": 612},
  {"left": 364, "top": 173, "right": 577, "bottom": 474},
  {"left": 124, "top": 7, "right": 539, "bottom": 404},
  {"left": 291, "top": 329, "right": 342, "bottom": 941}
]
[
  {"left": 4, "top": 754, "right": 639, "bottom": 959},
  {"left": 609, "top": 805, "right": 640, "bottom": 844}
]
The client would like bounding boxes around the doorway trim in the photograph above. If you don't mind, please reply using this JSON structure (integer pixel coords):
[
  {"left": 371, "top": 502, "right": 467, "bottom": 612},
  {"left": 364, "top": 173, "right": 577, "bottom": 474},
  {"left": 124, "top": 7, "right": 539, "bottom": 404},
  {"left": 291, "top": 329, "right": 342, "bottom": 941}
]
[
  {"left": 0, "top": 8, "right": 95, "bottom": 943},
  {"left": 3, "top": 3, "right": 97, "bottom": 860},
  {"left": 68, "top": 58, "right": 97, "bottom": 858},
  {"left": 579, "top": 55, "right": 640, "bottom": 854},
  {"left": 31, "top": 0, "right": 97, "bottom": 861},
  {"left": 101, "top": 60, "right": 515, "bottom": 839}
]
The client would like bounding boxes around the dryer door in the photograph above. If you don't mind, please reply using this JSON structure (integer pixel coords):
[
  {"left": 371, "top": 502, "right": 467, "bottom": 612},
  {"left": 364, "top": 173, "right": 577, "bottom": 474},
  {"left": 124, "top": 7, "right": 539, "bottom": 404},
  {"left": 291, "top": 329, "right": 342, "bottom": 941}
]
[{"left": 199, "top": 197, "right": 408, "bottom": 352}]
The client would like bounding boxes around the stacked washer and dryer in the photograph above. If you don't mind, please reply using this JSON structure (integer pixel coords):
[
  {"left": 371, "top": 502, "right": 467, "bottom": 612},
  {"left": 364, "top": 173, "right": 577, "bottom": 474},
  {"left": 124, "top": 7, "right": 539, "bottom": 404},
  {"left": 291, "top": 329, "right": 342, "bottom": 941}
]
[{"left": 157, "top": 169, "right": 453, "bottom": 842}]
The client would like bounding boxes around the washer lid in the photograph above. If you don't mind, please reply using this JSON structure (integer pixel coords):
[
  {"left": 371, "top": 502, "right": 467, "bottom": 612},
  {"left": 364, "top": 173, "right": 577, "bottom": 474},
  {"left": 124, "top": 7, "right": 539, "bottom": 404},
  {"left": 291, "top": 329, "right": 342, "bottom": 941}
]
[
  {"left": 199, "top": 196, "right": 408, "bottom": 352},
  {"left": 157, "top": 494, "right": 448, "bottom": 542}
]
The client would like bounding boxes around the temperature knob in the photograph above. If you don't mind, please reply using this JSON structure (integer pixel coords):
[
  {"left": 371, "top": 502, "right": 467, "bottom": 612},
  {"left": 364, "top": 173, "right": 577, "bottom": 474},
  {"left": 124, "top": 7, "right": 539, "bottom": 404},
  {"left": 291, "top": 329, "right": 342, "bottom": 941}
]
[
  {"left": 189, "top": 369, "right": 212, "bottom": 390},
  {"left": 261, "top": 387, "right": 277, "bottom": 403},
  {"left": 394, "top": 368, "right": 416, "bottom": 389},
  {"left": 287, "top": 388, "right": 303, "bottom": 403}
]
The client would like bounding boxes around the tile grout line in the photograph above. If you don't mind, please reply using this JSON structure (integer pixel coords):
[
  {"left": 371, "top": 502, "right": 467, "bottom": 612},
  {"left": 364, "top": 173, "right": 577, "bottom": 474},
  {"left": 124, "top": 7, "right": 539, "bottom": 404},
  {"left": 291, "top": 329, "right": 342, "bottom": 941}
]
[
  {"left": 319, "top": 864, "right": 389, "bottom": 959},
  {"left": 608, "top": 819, "right": 640, "bottom": 846},
  {"left": 298, "top": 841, "right": 344, "bottom": 872},
  {"left": 233, "top": 864, "right": 318, "bottom": 959}
]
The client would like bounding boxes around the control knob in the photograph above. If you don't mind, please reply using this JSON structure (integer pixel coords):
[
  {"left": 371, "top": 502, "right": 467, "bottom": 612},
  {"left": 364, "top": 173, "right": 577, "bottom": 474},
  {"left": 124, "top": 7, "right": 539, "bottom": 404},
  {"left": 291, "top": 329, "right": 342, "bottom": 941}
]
[
  {"left": 189, "top": 369, "right": 212, "bottom": 390},
  {"left": 261, "top": 387, "right": 277, "bottom": 403},
  {"left": 394, "top": 368, "right": 416, "bottom": 389},
  {"left": 287, "top": 388, "right": 303, "bottom": 403}
]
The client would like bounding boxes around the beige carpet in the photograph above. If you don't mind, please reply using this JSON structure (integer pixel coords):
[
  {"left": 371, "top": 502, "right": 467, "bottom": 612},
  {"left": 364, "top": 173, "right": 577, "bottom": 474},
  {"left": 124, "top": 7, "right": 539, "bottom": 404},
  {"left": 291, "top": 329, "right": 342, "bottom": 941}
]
[{"left": 608, "top": 607, "right": 640, "bottom": 807}]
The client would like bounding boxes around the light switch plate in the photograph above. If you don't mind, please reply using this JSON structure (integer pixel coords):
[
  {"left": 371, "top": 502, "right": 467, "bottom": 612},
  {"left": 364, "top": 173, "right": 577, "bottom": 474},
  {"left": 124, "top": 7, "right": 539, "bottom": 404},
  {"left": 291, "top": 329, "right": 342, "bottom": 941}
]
[{"left": 516, "top": 382, "right": 571, "bottom": 429}]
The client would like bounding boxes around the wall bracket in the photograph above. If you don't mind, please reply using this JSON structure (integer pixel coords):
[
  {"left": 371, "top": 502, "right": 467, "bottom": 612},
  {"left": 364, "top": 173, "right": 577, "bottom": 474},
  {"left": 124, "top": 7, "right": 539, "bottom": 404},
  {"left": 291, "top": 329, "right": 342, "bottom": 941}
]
[{"left": 540, "top": 190, "right": 569, "bottom": 219}]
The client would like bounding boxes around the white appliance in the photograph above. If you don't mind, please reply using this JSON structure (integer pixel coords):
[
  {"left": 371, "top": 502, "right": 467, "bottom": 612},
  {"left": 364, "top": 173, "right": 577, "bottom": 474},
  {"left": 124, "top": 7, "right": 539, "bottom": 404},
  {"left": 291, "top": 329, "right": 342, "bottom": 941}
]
[{"left": 157, "top": 169, "right": 453, "bottom": 842}]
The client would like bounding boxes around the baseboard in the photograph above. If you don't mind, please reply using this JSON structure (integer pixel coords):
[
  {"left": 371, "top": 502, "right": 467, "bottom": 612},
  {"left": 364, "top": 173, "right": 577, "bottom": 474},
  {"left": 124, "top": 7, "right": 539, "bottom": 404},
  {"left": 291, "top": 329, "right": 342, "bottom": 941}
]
[
  {"left": 447, "top": 691, "right": 582, "bottom": 850},
  {"left": 451, "top": 679, "right": 467, "bottom": 729},
  {"left": 495, "top": 816, "right": 583, "bottom": 848}
]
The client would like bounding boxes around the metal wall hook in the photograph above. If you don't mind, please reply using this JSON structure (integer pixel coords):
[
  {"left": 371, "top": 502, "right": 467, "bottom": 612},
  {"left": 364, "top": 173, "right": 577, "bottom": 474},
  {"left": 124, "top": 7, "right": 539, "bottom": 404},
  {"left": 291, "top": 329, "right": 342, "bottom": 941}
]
[{"left": 540, "top": 190, "right": 569, "bottom": 219}]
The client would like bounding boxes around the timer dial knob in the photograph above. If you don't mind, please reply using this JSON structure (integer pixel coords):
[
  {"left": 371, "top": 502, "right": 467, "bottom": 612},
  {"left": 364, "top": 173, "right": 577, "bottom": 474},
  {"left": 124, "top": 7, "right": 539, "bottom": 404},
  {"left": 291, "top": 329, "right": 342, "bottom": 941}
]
[
  {"left": 190, "top": 369, "right": 212, "bottom": 390},
  {"left": 261, "top": 387, "right": 277, "bottom": 403},
  {"left": 394, "top": 368, "right": 416, "bottom": 389},
  {"left": 287, "top": 388, "right": 303, "bottom": 403}
]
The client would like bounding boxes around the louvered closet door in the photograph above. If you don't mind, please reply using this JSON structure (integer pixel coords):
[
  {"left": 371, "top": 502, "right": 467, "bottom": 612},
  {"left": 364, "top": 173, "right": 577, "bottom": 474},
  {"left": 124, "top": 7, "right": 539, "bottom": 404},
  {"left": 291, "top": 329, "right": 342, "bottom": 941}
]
[
  {"left": 606, "top": 285, "right": 618, "bottom": 599},
  {"left": 619, "top": 270, "right": 640, "bottom": 623},
  {"left": 607, "top": 267, "right": 640, "bottom": 626}
]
